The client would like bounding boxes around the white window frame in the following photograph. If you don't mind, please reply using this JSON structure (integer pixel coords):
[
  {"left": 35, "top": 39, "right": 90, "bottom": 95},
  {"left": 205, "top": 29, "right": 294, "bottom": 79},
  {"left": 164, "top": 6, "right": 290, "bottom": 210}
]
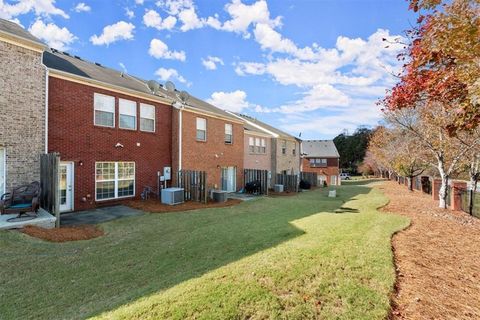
[
  {"left": 255, "top": 137, "right": 261, "bottom": 153},
  {"left": 196, "top": 117, "right": 207, "bottom": 141},
  {"left": 95, "top": 161, "right": 135, "bottom": 201},
  {"left": 248, "top": 137, "right": 255, "bottom": 153},
  {"left": 119, "top": 99, "right": 137, "bottom": 130},
  {"left": 94, "top": 93, "right": 115, "bottom": 128},
  {"left": 261, "top": 138, "right": 266, "bottom": 153},
  {"left": 140, "top": 103, "right": 156, "bottom": 132},
  {"left": 225, "top": 123, "right": 233, "bottom": 144},
  {"left": 281, "top": 140, "right": 287, "bottom": 155}
]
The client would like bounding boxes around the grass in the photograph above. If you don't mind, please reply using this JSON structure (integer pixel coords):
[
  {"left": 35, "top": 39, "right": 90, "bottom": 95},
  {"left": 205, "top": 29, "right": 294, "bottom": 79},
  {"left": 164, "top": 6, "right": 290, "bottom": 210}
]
[{"left": 0, "top": 184, "right": 408, "bottom": 320}]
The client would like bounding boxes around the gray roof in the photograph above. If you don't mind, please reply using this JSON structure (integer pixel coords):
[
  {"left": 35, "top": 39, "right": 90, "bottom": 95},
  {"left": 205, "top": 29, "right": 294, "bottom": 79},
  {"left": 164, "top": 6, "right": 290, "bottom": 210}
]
[
  {"left": 43, "top": 49, "right": 238, "bottom": 121},
  {"left": 0, "top": 18, "right": 45, "bottom": 46},
  {"left": 302, "top": 140, "right": 339, "bottom": 158},
  {"left": 233, "top": 113, "right": 298, "bottom": 139}
]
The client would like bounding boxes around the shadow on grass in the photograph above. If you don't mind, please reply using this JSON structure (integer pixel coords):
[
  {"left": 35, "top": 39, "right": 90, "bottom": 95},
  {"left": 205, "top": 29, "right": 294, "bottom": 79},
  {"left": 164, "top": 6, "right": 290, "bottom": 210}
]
[{"left": 0, "top": 185, "right": 372, "bottom": 320}]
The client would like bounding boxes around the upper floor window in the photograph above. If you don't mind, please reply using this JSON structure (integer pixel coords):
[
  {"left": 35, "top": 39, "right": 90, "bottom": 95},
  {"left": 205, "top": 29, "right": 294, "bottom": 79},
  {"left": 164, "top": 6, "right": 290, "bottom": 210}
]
[
  {"left": 255, "top": 137, "right": 261, "bottom": 153},
  {"left": 281, "top": 140, "right": 287, "bottom": 155},
  {"left": 119, "top": 99, "right": 137, "bottom": 130},
  {"left": 94, "top": 93, "right": 115, "bottom": 127},
  {"left": 225, "top": 123, "right": 233, "bottom": 144},
  {"left": 249, "top": 137, "right": 255, "bottom": 153},
  {"left": 261, "top": 138, "right": 266, "bottom": 153},
  {"left": 196, "top": 117, "right": 207, "bottom": 141},
  {"left": 140, "top": 103, "right": 155, "bottom": 132},
  {"left": 309, "top": 158, "right": 327, "bottom": 167},
  {"left": 292, "top": 147, "right": 296, "bottom": 156}
]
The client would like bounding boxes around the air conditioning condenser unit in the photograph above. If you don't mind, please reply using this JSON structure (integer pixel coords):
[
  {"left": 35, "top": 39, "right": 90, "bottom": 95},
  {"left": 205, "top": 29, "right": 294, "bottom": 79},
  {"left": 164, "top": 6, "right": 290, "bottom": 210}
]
[{"left": 161, "top": 188, "right": 184, "bottom": 205}]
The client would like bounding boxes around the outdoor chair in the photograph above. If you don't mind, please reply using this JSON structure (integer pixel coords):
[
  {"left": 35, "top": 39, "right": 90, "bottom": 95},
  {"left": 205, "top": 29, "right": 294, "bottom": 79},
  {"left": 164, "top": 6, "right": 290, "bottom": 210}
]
[{"left": 0, "top": 181, "right": 40, "bottom": 220}]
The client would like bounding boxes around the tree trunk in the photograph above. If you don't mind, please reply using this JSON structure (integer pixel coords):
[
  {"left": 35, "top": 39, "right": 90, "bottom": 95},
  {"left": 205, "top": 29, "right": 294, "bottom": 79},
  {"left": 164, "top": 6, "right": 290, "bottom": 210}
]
[
  {"left": 409, "top": 176, "right": 414, "bottom": 191},
  {"left": 468, "top": 174, "right": 478, "bottom": 215}
]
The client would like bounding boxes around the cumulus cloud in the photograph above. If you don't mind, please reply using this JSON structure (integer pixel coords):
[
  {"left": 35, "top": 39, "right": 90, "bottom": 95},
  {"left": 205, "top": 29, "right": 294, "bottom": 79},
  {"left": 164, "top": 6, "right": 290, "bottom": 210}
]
[
  {"left": 143, "top": 9, "right": 176, "bottom": 30},
  {"left": 90, "top": 21, "right": 135, "bottom": 46},
  {"left": 0, "top": 0, "right": 69, "bottom": 20},
  {"left": 74, "top": 2, "right": 90, "bottom": 12},
  {"left": 201, "top": 56, "right": 224, "bottom": 70},
  {"left": 155, "top": 67, "right": 188, "bottom": 84},
  {"left": 207, "top": 90, "right": 260, "bottom": 112},
  {"left": 125, "top": 8, "right": 135, "bottom": 19},
  {"left": 28, "top": 20, "right": 76, "bottom": 50},
  {"left": 148, "top": 38, "right": 186, "bottom": 61}
]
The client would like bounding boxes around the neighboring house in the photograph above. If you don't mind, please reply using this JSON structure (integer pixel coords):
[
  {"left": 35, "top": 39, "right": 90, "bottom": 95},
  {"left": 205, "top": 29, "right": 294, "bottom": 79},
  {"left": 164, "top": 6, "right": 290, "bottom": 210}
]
[
  {"left": 229, "top": 114, "right": 301, "bottom": 184},
  {"left": 43, "top": 49, "right": 174, "bottom": 211},
  {"left": 0, "top": 19, "right": 46, "bottom": 195},
  {"left": 170, "top": 96, "right": 244, "bottom": 192},
  {"left": 301, "top": 140, "right": 340, "bottom": 186}
]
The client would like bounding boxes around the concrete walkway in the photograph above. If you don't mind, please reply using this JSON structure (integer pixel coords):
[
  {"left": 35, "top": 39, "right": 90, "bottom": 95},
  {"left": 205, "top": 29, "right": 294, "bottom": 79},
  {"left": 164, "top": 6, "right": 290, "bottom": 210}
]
[
  {"left": 0, "top": 208, "right": 56, "bottom": 230},
  {"left": 60, "top": 205, "right": 144, "bottom": 226}
]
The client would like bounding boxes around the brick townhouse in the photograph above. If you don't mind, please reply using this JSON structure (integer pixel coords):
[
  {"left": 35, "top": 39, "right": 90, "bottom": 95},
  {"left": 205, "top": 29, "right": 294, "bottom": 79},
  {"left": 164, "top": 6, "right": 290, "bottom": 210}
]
[
  {"left": 0, "top": 19, "right": 46, "bottom": 195},
  {"left": 43, "top": 49, "right": 174, "bottom": 211},
  {"left": 301, "top": 140, "right": 340, "bottom": 186},
  {"left": 170, "top": 95, "right": 244, "bottom": 192}
]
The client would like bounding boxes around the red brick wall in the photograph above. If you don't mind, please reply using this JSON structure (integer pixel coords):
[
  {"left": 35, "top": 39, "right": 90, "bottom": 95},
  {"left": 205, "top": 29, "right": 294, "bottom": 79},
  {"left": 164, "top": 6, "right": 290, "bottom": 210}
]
[
  {"left": 48, "top": 77, "right": 172, "bottom": 211},
  {"left": 301, "top": 157, "right": 340, "bottom": 185},
  {"left": 172, "top": 109, "right": 244, "bottom": 191}
]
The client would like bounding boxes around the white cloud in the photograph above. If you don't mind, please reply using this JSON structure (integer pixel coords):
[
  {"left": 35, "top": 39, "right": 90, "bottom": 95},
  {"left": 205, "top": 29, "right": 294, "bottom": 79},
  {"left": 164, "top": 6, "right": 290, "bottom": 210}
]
[
  {"left": 201, "top": 56, "right": 224, "bottom": 70},
  {"left": 156, "top": 0, "right": 192, "bottom": 15},
  {"left": 235, "top": 62, "right": 266, "bottom": 76},
  {"left": 135, "top": 0, "right": 144, "bottom": 4},
  {"left": 28, "top": 19, "right": 76, "bottom": 50},
  {"left": 148, "top": 38, "right": 186, "bottom": 61},
  {"left": 143, "top": 9, "right": 176, "bottom": 30},
  {"left": 90, "top": 21, "right": 135, "bottom": 46},
  {"left": 207, "top": 90, "right": 259, "bottom": 112},
  {"left": 155, "top": 67, "right": 187, "bottom": 84},
  {"left": 0, "top": 0, "right": 69, "bottom": 20},
  {"left": 119, "top": 62, "right": 127, "bottom": 73},
  {"left": 74, "top": 2, "right": 90, "bottom": 12},
  {"left": 125, "top": 8, "right": 135, "bottom": 19}
]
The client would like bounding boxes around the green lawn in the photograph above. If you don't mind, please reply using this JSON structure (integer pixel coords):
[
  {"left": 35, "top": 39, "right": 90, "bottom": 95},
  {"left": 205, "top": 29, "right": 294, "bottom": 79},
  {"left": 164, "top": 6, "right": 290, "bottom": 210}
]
[{"left": 0, "top": 184, "right": 408, "bottom": 320}]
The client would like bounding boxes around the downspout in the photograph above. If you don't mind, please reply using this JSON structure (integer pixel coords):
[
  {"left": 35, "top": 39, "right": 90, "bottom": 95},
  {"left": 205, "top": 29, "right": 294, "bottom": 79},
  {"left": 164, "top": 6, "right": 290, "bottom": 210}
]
[
  {"left": 41, "top": 51, "right": 49, "bottom": 154},
  {"left": 178, "top": 107, "right": 182, "bottom": 172}
]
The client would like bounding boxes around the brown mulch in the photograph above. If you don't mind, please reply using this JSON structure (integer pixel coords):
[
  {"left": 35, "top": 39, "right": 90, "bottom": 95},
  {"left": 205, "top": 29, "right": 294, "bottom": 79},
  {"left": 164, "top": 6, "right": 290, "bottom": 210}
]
[
  {"left": 377, "top": 181, "right": 480, "bottom": 320},
  {"left": 268, "top": 191, "right": 297, "bottom": 197},
  {"left": 125, "top": 198, "right": 242, "bottom": 213},
  {"left": 20, "top": 225, "right": 104, "bottom": 242}
]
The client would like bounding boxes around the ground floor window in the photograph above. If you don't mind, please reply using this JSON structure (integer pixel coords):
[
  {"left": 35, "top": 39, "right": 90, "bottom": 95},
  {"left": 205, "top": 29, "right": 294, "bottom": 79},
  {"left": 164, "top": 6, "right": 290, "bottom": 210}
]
[{"left": 95, "top": 162, "right": 135, "bottom": 200}]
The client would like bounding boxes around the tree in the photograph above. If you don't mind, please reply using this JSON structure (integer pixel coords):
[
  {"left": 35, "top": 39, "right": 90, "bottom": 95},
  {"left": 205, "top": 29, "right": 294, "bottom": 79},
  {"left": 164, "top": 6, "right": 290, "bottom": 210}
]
[{"left": 333, "top": 127, "right": 372, "bottom": 174}]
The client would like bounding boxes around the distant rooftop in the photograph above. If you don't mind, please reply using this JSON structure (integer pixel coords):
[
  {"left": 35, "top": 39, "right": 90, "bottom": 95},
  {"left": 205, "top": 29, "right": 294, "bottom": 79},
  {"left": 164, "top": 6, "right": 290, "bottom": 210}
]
[
  {"left": 0, "top": 18, "right": 45, "bottom": 46},
  {"left": 232, "top": 113, "right": 299, "bottom": 139},
  {"left": 302, "top": 140, "right": 340, "bottom": 158}
]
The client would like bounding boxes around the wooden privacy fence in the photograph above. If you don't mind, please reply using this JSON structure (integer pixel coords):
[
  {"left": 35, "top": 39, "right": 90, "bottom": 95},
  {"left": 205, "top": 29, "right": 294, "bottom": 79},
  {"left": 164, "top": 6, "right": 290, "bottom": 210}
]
[
  {"left": 276, "top": 173, "right": 299, "bottom": 192},
  {"left": 300, "top": 172, "right": 318, "bottom": 187},
  {"left": 40, "top": 153, "right": 60, "bottom": 227},
  {"left": 176, "top": 170, "right": 207, "bottom": 203},
  {"left": 244, "top": 169, "right": 269, "bottom": 195}
]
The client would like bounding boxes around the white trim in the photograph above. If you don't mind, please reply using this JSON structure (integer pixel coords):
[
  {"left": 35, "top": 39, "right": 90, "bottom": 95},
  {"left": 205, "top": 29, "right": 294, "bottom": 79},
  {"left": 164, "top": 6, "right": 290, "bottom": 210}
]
[
  {"left": 42, "top": 56, "right": 49, "bottom": 154},
  {"left": 196, "top": 117, "right": 207, "bottom": 142},
  {"left": 179, "top": 109, "right": 183, "bottom": 171},
  {"left": 0, "top": 148, "right": 5, "bottom": 195},
  {"left": 225, "top": 111, "right": 279, "bottom": 138},
  {"left": 139, "top": 103, "right": 156, "bottom": 133},
  {"left": 93, "top": 93, "right": 115, "bottom": 128},
  {"left": 59, "top": 161, "right": 74, "bottom": 212},
  {"left": 119, "top": 98, "right": 137, "bottom": 131}
]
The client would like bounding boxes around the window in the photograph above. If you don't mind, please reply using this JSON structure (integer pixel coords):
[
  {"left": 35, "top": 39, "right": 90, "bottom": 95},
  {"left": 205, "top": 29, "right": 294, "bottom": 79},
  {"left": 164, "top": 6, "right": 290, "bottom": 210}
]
[
  {"left": 261, "top": 138, "right": 266, "bottom": 153},
  {"left": 140, "top": 103, "right": 155, "bottom": 132},
  {"left": 196, "top": 117, "right": 207, "bottom": 141},
  {"left": 119, "top": 99, "right": 137, "bottom": 130},
  {"left": 95, "top": 162, "right": 135, "bottom": 200},
  {"left": 281, "top": 140, "right": 287, "bottom": 155},
  {"left": 255, "top": 137, "right": 261, "bottom": 153},
  {"left": 292, "top": 147, "right": 296, "bottom": 156},
  {"left": 249, "top": 137, "right": 255, "bottom": 153},
  {"left": 94, "top": 93, "right": 115, "bottom": 127},
  {"left": 225, "top": 123, "right": 233, "bottom": 144},
  {"left": 309, "top": 158, "right": 327, "bottom": 168}
]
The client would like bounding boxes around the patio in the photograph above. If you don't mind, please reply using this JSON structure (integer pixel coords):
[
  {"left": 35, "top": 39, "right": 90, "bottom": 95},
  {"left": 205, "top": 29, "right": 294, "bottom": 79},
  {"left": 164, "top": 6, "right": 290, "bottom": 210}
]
[
  {"left": 60, "top": 205, "right": 144, "bottom": 226},
  {"left": 0, "top": 208, "right": 56, "bottom": 230}
]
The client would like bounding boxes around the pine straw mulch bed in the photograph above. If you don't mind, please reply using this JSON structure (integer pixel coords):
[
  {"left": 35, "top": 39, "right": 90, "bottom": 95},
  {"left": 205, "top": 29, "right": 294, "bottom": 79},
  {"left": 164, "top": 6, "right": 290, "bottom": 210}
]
[
  {"left": 377, "top": 181, "right": 480, "bottom": 320},
  {"left": 20, "top": 225, "right": 104, "bottom": 242},
  {"left": 125, "top": 198, "right": 242, "bottom": 213}
]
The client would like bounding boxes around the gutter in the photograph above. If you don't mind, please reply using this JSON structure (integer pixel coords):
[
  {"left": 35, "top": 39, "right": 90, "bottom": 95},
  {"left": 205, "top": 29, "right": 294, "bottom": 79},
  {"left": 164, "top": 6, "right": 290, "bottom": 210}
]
[{"left": 41, "top": 52, "right": 49, "bottom": 154}]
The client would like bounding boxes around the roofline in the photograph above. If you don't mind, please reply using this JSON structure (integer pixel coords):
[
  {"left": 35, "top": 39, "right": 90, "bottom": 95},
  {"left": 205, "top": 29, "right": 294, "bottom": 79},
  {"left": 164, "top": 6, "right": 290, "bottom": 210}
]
[
  {"left": 182, "top": 106, "right": 244, "bottom": 124},
  {"left": 0, "top": 29, "right": 46, "bottom": 53},
  {"left": 48, "top": 68, "right": 174, "bottom": 105},
  {"left": 226, "top": 111, "right": 278, "bottom": 138},
  {"left": 244, "top": 129, "right": 273, "bottom": 138}
]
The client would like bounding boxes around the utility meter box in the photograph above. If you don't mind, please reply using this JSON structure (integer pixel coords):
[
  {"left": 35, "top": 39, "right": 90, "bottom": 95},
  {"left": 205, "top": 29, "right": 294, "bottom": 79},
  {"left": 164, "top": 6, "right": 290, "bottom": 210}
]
[{"left": 163, "top": 167, "right": 171, "bottom": 180}]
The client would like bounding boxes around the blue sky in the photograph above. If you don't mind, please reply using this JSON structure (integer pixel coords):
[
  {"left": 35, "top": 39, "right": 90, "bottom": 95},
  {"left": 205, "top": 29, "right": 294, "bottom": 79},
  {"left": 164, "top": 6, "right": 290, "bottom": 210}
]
[{"left": 1, "top": 0, "right": 417, "bottom": 139}]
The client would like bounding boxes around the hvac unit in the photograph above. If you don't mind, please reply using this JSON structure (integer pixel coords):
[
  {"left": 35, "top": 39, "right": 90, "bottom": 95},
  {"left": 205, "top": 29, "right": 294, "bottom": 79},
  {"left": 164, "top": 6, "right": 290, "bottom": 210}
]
[
  {"left": 161, "top": 188, "right": 184, "bottom": 205},
  {"left": 212, "top": 190, "right": 228, "bottom": 203},
  {"left": 274, "top": 184, "right": 284, "bottom": 193}
]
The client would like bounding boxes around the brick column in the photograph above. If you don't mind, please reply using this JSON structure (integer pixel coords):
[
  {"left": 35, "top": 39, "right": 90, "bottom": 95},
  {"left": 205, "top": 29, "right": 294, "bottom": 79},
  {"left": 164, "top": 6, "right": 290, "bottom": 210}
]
[
  {"left": 432, "top": 179, "right": 442, "bottom": 200},
  {"left": 451, "top": 181, "right": 467, "bottom": 211}
]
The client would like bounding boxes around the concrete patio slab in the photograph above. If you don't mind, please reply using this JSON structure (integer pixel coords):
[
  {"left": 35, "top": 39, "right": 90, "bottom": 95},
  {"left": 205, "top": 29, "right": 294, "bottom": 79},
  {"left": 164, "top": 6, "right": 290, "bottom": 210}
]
[
  {"left": 228, "top": 193, "right": 264, "bottom": 201},
  {"left": 0, "top": 208, "right": 56, "bottom": 230},
  {"left": 60, "top": 205, "right": 144, "bottom": 226}
]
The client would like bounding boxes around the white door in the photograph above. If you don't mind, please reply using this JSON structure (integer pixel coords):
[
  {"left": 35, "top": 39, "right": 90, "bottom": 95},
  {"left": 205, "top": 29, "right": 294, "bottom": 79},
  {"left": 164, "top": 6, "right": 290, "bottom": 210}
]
[
  {"left": 221, "top": 167, "right": 236, "bottom": 192},
  {"left": 0, "top": 148, "right": 5, "bottom": 195},
  {"left": 318, "top": 175, "right": 326, "bottom": 186},
  {"left": 59, "top": 162, "right": 74, "bottom": 212},
  {"left": 330, "top": 175, "right": 338, "bottom": 186}
]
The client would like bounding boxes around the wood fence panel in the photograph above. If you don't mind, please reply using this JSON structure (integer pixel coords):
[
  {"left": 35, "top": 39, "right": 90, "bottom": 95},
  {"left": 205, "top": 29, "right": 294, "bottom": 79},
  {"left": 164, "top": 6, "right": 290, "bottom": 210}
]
[
  {"left": 276, "top": 173, "right": 299, "bottom": 192},
  {"left": 244, "top": 169, "right": 269, "bottom": 195},
  {"left": 300, "top": 172, "right": 318, "bottom": 187},
  {"left": 40, "top": 153, "right": 60, "bottom": 227},
  {"left": 176, "top": 170, "right": 207, "bottom": 203}
]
